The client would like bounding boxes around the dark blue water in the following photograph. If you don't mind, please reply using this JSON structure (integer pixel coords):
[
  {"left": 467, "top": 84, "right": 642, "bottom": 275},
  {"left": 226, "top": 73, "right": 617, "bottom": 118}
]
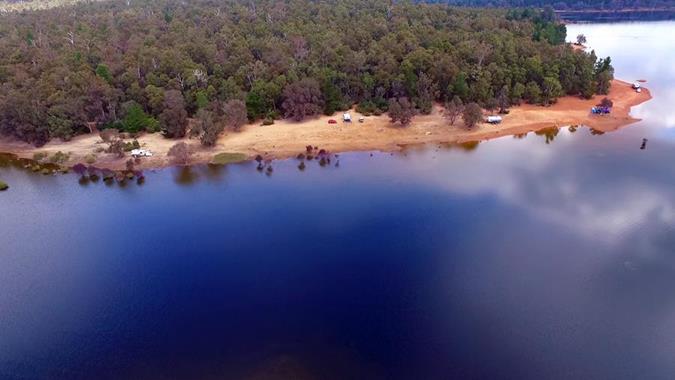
[{"left": 2, "top": 22, "right": 675, "bottom": 379}]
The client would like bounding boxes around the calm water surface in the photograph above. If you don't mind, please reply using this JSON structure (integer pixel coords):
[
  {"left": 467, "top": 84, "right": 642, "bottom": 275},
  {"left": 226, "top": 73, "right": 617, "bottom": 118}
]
[{"left": 2, "top": 21, "right": 675, "bottom": 379}]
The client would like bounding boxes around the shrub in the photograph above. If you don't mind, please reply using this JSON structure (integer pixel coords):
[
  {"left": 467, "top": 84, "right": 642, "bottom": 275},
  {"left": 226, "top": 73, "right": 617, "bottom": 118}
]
[
  {"left": 33, "top": 152, "right": 47, "bottom": 162},
  {"left": 106, "top": 139, "right": 125, "bottom": 158},
  {"left": 85, "top": 154, "right": 97, "bottom": 164},
  {"left": 599, "top": 97, "right": 614, "bottom": 108},
  {"left": 123, "top": 139, "right": 141, "bottom": 152},
  {"left": 462, "top": 102, "right": 484, "bottom": 129},
  {"left": 0, "top": 180, "right": 8, "bottom": 191},
  {"left": 49, "top": 151, "right": 70, "bottom": 164},
  {"left": 167, "top": 142, "right": 193, "bottom": 165},
  {"left": 262, "top": 119, "right": 274, "bottom": 126},
  {"left": 356, "top": 100, "right": 377, "bottom": 115}
]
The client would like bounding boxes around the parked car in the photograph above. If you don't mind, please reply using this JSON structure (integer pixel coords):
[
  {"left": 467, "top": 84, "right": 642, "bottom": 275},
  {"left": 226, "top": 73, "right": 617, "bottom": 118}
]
[
  {"left": 328, "top": 119, "right": 337, "bottom": 124},
  {"left": 358, "top": 117, "right": 365, "bottom": 123}
]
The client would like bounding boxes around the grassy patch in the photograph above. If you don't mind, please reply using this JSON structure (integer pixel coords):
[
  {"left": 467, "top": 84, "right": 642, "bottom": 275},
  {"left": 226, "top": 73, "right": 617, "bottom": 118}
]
[
  {"left": 0, "top": 180, "right": 8, "bottom": 191},
  {"left": 211, "top": 152, "right": 248, "bottom": 165}
]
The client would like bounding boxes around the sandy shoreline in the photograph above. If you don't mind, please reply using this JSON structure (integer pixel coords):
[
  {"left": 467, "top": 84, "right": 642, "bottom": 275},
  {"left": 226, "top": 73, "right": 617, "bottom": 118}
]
[{"left": 0, "top": 79, "right": 652, "bottom": 171}]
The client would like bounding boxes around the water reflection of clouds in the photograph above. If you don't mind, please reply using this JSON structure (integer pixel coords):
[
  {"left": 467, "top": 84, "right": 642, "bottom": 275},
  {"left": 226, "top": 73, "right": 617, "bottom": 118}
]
[{"left": 395, "top": 129, "right": 675, "bottom": 245}]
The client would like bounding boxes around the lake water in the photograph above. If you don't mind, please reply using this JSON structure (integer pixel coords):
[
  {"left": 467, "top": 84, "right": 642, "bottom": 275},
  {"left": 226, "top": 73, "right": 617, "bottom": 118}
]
[{"left": 2, "top": 21, "right": 675, "bottom": 379}]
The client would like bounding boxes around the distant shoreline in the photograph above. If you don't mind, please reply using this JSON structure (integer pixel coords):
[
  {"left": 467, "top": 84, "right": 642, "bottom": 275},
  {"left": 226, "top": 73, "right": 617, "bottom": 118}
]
[
  {"left": 558, "top": 8, "right": 675, "bottom": 23},
  {"left": 0, "top": 80, "right": 652, "bottom": 171}
]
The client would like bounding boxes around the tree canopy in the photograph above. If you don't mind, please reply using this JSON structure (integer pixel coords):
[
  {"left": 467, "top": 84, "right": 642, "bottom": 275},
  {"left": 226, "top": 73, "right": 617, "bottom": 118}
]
[{"left": 0, "top": 0, "right": 612, "bottom": 145}]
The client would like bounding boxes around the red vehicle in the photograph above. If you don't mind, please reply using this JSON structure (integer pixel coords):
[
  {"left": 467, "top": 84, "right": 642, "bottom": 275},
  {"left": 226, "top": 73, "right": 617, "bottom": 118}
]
[{"left": 328, "top": 119, "right": 337, "bottom": 124}]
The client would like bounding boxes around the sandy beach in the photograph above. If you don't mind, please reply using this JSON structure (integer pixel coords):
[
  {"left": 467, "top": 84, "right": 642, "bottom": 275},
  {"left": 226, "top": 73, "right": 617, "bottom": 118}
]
[{"left": 0, "top": 79, "right": 652, "bottom": 170}]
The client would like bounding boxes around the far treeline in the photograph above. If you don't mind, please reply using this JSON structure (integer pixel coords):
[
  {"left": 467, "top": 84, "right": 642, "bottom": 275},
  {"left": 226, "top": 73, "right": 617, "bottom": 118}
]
[
  {"left": 0, "top": 0, "right": 613, "bottom": 147},
  {"left": 430, "top": 0, "right": 674, "bottom": 10}
]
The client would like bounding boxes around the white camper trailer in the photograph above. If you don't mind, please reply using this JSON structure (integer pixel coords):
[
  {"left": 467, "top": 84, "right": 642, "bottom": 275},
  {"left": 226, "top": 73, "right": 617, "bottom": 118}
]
[
  {"left": 343, "top": 113, "right": 352, "bottom": 122},
  {"left": 486, "top": 116, "right": 503, "bottom": 124}
]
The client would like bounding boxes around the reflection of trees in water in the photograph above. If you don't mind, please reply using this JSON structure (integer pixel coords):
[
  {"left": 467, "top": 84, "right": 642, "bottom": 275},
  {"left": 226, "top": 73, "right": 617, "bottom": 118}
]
[
  {"left": 174, "top": 166, "right": 199, "bottom": 185},
  {"left": 535, "top": 127, "right": 560, "bottom": 144},
  {"left": 590, "top": 128, "right": 605, "bottom": 135},
  {"left": 204, "top": 164, "right": 227, "bottom": 182},
  {"left": 459, "top": 141, "right": 480, "bottom": 151},
  {"left": 438, "top": 141, "right": 480, "bottom": 152},
  {"left": 513, "top": 132, "right": 528, "bottom": 139},
  {"left": 173, "top": 164, "right": 233, "bottom": 185},
  {"left": 0, "top": 153, "right": 17, "bottom": 168}
]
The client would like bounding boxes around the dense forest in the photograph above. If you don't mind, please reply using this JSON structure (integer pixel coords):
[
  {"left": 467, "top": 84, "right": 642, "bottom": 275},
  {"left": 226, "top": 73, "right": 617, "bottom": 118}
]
[
  {"left": 0, "top": 0, "right": 613, "bottom": 146},
  {"left": 431, "top": 0, "right": 675, "bottom": 10}
]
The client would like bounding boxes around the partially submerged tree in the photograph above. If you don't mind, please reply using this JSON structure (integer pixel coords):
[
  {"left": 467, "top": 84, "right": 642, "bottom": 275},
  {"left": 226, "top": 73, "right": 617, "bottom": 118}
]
[
  {"left": 462, "top": 102, "right": 483, "bottom": 129},
  {"left": 388, "top": 97, "right": 416, "bottom": 126}
]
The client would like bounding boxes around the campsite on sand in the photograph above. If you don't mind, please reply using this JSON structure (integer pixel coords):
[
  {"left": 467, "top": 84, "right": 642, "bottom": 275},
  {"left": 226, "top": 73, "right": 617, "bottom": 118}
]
[{"left": 0, "top": 79, "right": 651, "bottom": 171}]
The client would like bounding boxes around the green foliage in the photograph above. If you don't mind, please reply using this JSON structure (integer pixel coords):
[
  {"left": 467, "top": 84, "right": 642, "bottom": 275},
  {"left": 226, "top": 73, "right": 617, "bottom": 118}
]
[
  {"left": 450, "top": 73, "right": 470, "bottom": 101},
  {"left": 0, "top": 180, "right": 8, "bottom": 191},
  {"left": 123, "top": 140, "right": 141, "bottom": 152},
  {"left": 122, "top": 103, "right": 159, "bottom": 133},
  {"left": 594, "top": 57, "right": 614, "bottom": 95},
  {"left": 95, "top": 64, "right": 112, "bottom": 84},
  {"left": 211, "top": 152, "right": 248, "bottom": 165},
  {"left": 511, "top": 83, "right": 526, "bottom": 104},
  {"left": 541, "top": 76, "right": 564, "bottom": 105},
  {"left": 525, "top": 81, "right": 543, "bottom": 104},
  {"left": 195, "top": 91, "right": 209, "bottom": 110},
  {"left": 246, "top": 80, "right": 282, "bottom": 120},
  {"left": 49, "top": 151, "right": 70, "bottom": 164}
]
